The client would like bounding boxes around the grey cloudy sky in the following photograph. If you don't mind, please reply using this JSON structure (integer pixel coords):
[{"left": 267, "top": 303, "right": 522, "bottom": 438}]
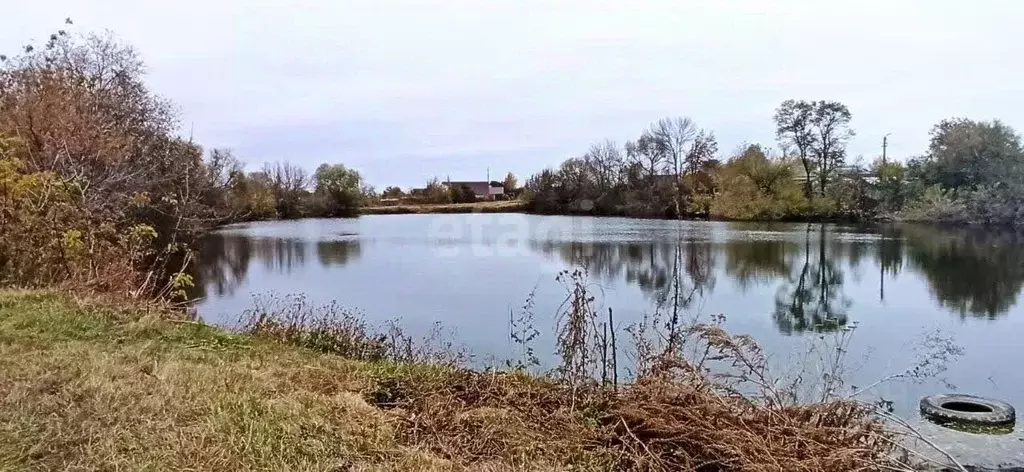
[{"left": 4, "top": 1, "right": 1022, "bottom": 189}]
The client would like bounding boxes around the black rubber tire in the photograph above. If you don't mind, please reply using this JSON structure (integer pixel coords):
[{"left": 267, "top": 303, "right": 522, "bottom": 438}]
[{"left": 920, "top": 394, "right": 1016, "bottom": 425}]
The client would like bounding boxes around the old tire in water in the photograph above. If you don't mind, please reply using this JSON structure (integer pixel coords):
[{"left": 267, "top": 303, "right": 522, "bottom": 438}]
[{"left": 920, "top": 394, "right": 1015, "bottom": 425}]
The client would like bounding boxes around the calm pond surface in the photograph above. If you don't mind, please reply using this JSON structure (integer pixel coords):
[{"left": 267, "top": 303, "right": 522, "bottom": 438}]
[{"left": 190, "top": 214, "right": 1024, "bottom": 428}]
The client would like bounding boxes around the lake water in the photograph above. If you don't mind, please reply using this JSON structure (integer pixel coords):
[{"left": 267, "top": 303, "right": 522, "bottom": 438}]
[{"left": 190, "top": 214, "right": 1024, "bottom": 442}]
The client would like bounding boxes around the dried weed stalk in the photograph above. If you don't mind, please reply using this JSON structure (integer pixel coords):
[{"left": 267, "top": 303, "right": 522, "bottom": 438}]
[
  {"left": 507, "top": 284, "right": 541, "bottom": 370},
  {"left": 554, "top": 268, "right": 600, "bottom": 389}
]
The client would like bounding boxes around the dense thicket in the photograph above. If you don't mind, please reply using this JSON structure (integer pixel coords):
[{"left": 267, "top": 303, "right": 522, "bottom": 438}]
[{"left": 0, "top": 27, "right": 368, "bottom": 295}]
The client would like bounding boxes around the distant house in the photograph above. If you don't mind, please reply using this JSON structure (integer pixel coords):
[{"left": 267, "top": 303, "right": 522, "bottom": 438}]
[
  {"left": 791, "top": 163, "right": 877, "bottom": 184},
  {"left": 446, "top": 181, "right": 504, "bottom": 200}
]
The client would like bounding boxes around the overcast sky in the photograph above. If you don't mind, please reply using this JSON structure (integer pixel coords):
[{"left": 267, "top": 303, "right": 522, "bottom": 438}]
[{"left": 4, "top": 1, "right": 1022, "bottom": 188}]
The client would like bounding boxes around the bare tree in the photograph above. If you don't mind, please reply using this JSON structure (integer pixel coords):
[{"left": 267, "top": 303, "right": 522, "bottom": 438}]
[
  {"left": 685, "top": 130, "right": 718, "bottom": 177},
  {"left": 205, "top": 149, "right": 243, "bottom": 189},
  {"left": 649, "top": 117, "right": 697, "bottom": 217},
  {"left": 809, "top": 101, "right": 854, "bottom": 196},
  {"left": 584, "top": 139, "right": 623, "bottom": 191},
  {"left": 199, "top": 148, "right": 244, "bottom": 217},
  {"left": 774, "top": 100, "right": 818, "bottom": 198},
  {"left": 264, "top": 162, "right": 309, "bottom": 218},
  {"left": 625, "top": 133, "right": 666, "bottom": 183}
]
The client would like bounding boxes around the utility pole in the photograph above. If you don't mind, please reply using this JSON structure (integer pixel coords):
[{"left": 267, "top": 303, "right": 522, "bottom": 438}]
[{"left": 882, "top": 133, "right": 892, "bottom": 164}]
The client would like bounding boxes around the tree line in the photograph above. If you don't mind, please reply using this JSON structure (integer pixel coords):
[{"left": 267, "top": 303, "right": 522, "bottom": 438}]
[
  {"left": 209, "top": 156, "right": 375, "bottom": 220},
  {"left": 0, "top": 25, "right": 371, "bottom": 295},
  {"left": 524, "top": 102, "right": 1024, "bottom": 225}
]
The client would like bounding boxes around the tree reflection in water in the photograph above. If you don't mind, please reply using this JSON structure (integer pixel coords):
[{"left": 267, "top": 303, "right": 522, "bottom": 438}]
[
  {"left": 533, "top": 224, "right": 856, "bottom": 335},
  {"left": 772, "top": 225, "right": 851, "bottom": 335},
  {"left": 317, "top": 239, "right": 362, "bottom": 267},
  {"left": 189, "top": 233, "right": 254, "bottom": 299},
  {"left": 530, "top": 235, "right": 716, "bottom": 310},
  {"left": 531, "top": 240, "right": 673, "bottom": 299},
  {"left": 531, "top": 220, "right": 1024, "bottom": 333},
  {"left": 902, "top": 226, "right": 1024, "bottom": 319},
  {"left": 190, "top": 220, "right": 1024, "bottom": 333},
  {"left": 875, "top": 226, "right": 904, "bottom": 302},
  {"left": 189, "top": 234, "right": 360, "bottom": 300},
  {"left": 723, "top": 239, "right": 797, "bottom": 291}
]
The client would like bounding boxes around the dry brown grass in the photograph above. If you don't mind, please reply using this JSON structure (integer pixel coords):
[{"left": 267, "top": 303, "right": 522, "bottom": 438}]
[
  {"left": 610, "top": 365, "right": 890, "bottom": 471},
  {"left": 0, "top": 290, "right": 902, "bottom": 471},
  {"left": 367, "top": 369, "right": 614, "bottom": 469}
]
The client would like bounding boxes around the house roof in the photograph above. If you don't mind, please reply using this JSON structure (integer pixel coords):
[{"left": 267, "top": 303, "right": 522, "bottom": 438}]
[{"left": 447, "top": 181, "right": 492, "bottom": 195}]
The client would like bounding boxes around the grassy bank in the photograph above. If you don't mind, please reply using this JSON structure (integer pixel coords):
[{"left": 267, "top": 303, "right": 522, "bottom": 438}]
[
  {"left": 361, "top": 200, "right": 527, "bottom": 215},
  {"left": 0, "top": 290, "right": 570, "bottom": 470},
  {"left": 0, "top": 290, "right": 902, "bottom": 471}
]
